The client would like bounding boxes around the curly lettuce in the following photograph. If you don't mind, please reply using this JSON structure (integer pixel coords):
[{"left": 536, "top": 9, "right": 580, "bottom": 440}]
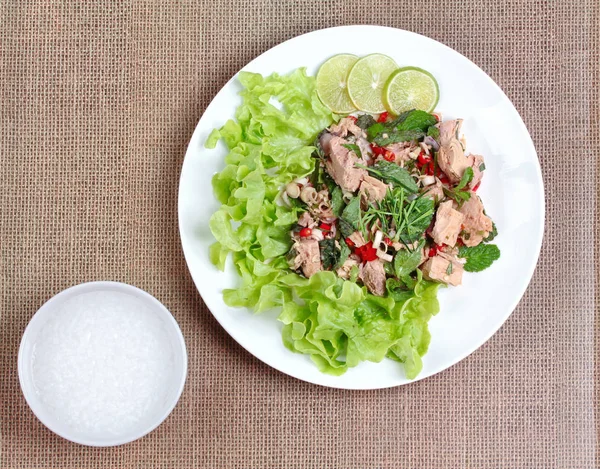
[{"left": 206, "top": 69, "right": 441, "bottom": 379}]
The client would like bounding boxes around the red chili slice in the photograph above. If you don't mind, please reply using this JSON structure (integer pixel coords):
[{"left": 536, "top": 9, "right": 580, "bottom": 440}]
[
  {"left": 371, "top": 144, "right": 386, "bottom": 155},
  {"left": 383, "top": 151, "right": 395, "bottom": 162},
  {"left": 417, "top": 151, "right": 431, "bottom": 166},
  {"left": 356, "top": 242, "right": 377, "bottom": 262},
  {"left": 377, "top": 112, "right": 389, "bottom": 123},
  {"left": 299, "top": 227, "right": 312, "bottom": 238}
]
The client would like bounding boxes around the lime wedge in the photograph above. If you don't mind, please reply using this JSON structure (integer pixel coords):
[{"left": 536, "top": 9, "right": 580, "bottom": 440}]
[
  {"left": 316, "top": 54, "right": 359, "bottom": 114},
  {"left": 347, "top": 54, "right": 398, "bottom": 113},
  {"left": 383, "top": 66, "right": 439, "bottom": 114}
]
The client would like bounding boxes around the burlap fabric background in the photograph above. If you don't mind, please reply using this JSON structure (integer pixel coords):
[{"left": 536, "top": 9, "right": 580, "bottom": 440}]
[{"left": 1, "top": 1, "right": 598, "bottom": 468}]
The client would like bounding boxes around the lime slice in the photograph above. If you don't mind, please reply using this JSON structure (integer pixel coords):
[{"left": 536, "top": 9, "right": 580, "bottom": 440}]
[
  {"left": 347, "top": 54, "right": 398, "bottom": 113},
  {"left": 316, "top": 54, "right": 359, "bottom": 114},
  {"left": 383, "top": 66, "right": 439, "bottom": 114}
]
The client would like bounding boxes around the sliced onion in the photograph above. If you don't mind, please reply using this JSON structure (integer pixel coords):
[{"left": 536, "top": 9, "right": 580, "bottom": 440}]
[
  {"left": 423, "top": 136, "right": 439, "bottom": 151},
  {"left": 422, "top": 175, "right": 436, "bottom": 186},
  {"left": 376, "top": 250, "right": 393, "bottom": 262},
  {"left": 311, "top": 229, "right": 324, "bottom": 241},
  {"left": 373, "top": 230, "right": 383, "bottom": 247}
]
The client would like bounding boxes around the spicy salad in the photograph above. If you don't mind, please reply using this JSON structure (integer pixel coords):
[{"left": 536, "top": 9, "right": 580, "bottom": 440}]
[{"left": 205, "top": 55, "right": 499, "bottom": 379}]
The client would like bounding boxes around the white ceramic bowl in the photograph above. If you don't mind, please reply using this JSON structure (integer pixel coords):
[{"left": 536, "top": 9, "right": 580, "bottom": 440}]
[{"left": 18, "top": 281, "right": 187, "bottom": 447}]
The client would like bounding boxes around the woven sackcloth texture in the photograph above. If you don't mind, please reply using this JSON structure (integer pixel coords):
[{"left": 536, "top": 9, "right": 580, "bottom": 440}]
[{"left": 1, "top": 1, "right": 598, "bottom": 468}]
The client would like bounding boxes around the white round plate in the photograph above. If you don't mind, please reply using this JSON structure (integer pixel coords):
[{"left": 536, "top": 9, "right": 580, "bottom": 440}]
[{"left": 178, "top": 26, "right": 544, "bottom": 389}]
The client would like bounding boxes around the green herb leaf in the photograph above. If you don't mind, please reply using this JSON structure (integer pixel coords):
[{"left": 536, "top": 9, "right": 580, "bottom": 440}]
[
  {"left": 330, "top": 186, "right": 344, "bottom": 217},
  {"left": 398, "top": 197, "right": 435, "bottom": 244},
  {"left": 456, "top": 167, "right": 474, "bottom": 191},
  {"left": 338, "top": 218, "right": 355, "bottom": 238},
  {"left": 366, "top": 122, "right": 387, "bottom": 141},
  {"left": 362, "top": 160, "right": 418, "bottom": 193},
  {"left": 388, "top": 110, "right": 413, "bottom": 127},
  {"left": 479, "top": 162, "right": 486, "bottom": 171},
  {"left": 393, "top": 243, "right": 423, "bottom": 278},
  {"left": 443, "top": 187, "right": 472, "bottom": 206},
  {"left": 426, "top": 125, "right": 440, "bottom": 140},
  {"left": 373, "top": 129, "right": 425, "bottom": 146},
  {"left": 319, "top": 239, "right": 339, "bottom": 270},
  {"left": 446, "top": 263, "right": 453, "bottom": 275},
  {"left": 458, "top": 244, "right": 501, "bottom": 272},
  {"left": 335, "top": 241, "right": 351, "bottom": 269},
  {"left": 341, "top": 196, "right": 361, "bottom": 228},
  {"left": 356, "top": 114, "right": 376, "bottom": 130},
  {"left": 396, "top": 110, "right": 438, "bottom": 133},
  {"left": 342, "top": 143, "right": 362, "bottom": 158}
]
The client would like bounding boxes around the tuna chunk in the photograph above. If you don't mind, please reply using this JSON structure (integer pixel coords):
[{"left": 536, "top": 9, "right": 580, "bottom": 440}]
[
  {"left": 324, "top": 135, "right": 367, "bottom": 192},
  {"left": 458, "top": 193, "right": 493, "bottom": 247},
  {"left": 469, "top": 154, "right": 485, "bottom": 189},
  {"left": 438, "top": 139, "right": 473, "bottom": 183},
  {"left": 294, "top": 239, "right": 322, "bottom": 278},
  {"left": 359, "top": 259, "right": 387, "bottom": 296},
  {"left": 423, "top": 180, "right": 444, "bottom": 203},
  {"left": 422, "top": 255, "right": 463, "bottom": 286},
  {"left": 387, "top": 142, "right": 412, "bottom": 164},
  {"left": 359, "top": 175, "right": 388, "bottom": 203},
  {"left": 347, "top": 230, "right": 367, "bottom": 247},
  {"left": 431, "top": 201, "right": 464, "bottom": 247},
  {"left": 297, "top": 212, "right": 316, "bottom": 228},
  {"left": 438, "top": 119, "right": 463, "bottom": 146},
  {"left": 329, "top": 117, "right": 365, "bottom": 138},
  {"left": 336, "top": 257, "right": 359, "bottom": 280}
]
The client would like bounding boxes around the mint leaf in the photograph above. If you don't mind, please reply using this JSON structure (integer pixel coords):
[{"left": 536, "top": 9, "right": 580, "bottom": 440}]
[
  {"left": 396, "top": 110, "right": 438, "bottom": 133},
  {"left": 319, "top": 239, "right": 339, "bottom": 270},
  {"left": 342, "top": 143, "right": 362, "bottom": 158},
  {"left": 427, "top": 125, "right": 440, "bottom": 140},
  {"left": 373, "top": 129, "right": 424, "bottom": 146},
  {"left": 341, "top": 196, "right": 361, "bottom": 228},
  {"left": 335, "top": 241, "right": 351, "bottom": 269},
  {"left": 393, "top": 243, "right": 423, "bottom": 278},
  {"left": 458, "top": 244, "right": 500, "bottom": 272},
  {"left": 443, "top": 168, "right": 474, "bottom": 206},
  {"left": 366, "top": 122, "right": 387, "bottom": 141},
  {"left": 330, "top": 186, "right": 344, "bottom": 217},
  {"left": 456, "top": 167, "right": 474, "bottom": 190},
  {"left": 338, "top": 218, "right": 355, "bottom": 238},
  {"left": 356, "top": 114, "right": 376, "bottom": 130},
  {"left": 362, "top": 160, "right": 418, "bottom": 193}
]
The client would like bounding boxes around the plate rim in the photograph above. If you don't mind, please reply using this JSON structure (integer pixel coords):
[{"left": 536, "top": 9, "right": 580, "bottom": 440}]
[{"left": 178, "top": 25, "right": 546, "bottom": 389}]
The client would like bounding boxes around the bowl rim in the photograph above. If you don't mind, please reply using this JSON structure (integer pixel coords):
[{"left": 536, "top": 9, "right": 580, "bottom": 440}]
[{"left": 18, "top": 281, "right": 188, "bottom": 447}]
